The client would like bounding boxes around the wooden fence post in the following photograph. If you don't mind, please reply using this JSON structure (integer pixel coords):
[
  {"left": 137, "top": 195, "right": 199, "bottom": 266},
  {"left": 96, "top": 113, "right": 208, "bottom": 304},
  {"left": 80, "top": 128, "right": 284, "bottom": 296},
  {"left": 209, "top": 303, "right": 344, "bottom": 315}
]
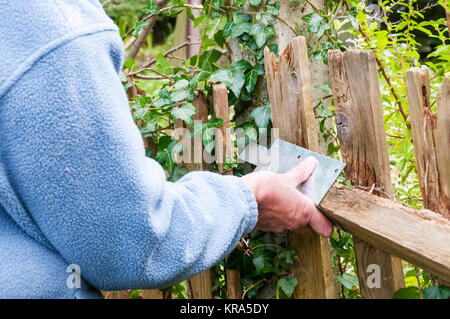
[
  {"left": 406, "top": 69, "right": 450, "bottom": 218},
  {"left": 212, "top": 83, "right": 242, "bottom": 299},
  {"left": 406, "top": 70, "right": 450, "bottom": 285},
  {"left": 264, "top": 36, "right": 337, "bottom": 299},
  {"left": 175, "top": 91, "right": 216, "bottom": 298},
  {"left": 328, "top": 49, "right": 405, "bottom": 298}
]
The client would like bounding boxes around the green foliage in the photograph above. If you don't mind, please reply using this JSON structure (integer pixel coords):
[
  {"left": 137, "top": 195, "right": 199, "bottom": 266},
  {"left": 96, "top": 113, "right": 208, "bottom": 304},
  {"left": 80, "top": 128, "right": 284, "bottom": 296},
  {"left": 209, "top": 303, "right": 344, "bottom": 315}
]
[
  {"left": 109, "top": 0, "right": 449, "bottom": 299},
  {"left": 424, "top": 285, "right": 450, "bottom": 299}
]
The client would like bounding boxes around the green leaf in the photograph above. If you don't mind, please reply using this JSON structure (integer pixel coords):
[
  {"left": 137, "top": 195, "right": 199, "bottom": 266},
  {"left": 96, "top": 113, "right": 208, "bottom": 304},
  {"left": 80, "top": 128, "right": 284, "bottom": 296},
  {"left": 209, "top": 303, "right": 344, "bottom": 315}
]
[
  {"left": 278, "top": 277, "right": 298, "bottom": 298},
  {"left": 250, "top": 104, "right": 271, "bottom": 128},
  {"left": 249, "top": 0, "right": 262, "bottom": 5},
  {"left": 210, "top": 69, "right": 233, "bottom": 86},
  {"left": 129, "top": 290, "right": 141, "bottom": 299},
  {"left": 229, "top": 62, "right": 246, "bottom": 97},
  {"left": 302, "top": 13, "right": 330, "bottom": 39},
  {"left": 202, "top": 127, "right": 216, "bottom": 153},
  {"left": 171, "top": 103, "right": 196, "bottom": 125},
  {"left": 226, "top": 249, "right": 255, "bottom": 274},
  {"left": 231, "top": 22, "right": 251, "bottom": 38},
  {"left": 424, "top": 285, "right": 450, "bottom": 299},
  {"left": 132, "top": 21, "right": 148, "bottom": 37},
  {"left": 168, "top": 166, "right": 188, "bottom": 182},
  {"left": 337, "top": 273, "right": 359, "bottom": 289},
  {"left": 252, "top": 249, "right": 274, "bottom": 274},
  {"left": 207, "top": 117, "right": 224, "bottom": 128},
  {"left": 231, "top": 60, "right": 252, "bottom": 73},
  {"left": 258, "top": 12, "right": 274, "bottom": 25},
  {"left": 393, "top": 287, "right": 421, "bottom": 299},
  {"left": 314, "top": 83, "right": 332, "bottom": 94},
  {"left": 245, "top": 68, "right": 258, "bottom": 93}
]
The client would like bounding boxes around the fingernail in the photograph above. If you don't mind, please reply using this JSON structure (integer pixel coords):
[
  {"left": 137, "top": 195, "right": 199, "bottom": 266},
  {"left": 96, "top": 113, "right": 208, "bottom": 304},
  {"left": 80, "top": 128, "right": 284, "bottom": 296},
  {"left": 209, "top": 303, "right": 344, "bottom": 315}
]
[{"left": 303, "top": 156, "right": 318, "bottom": 169}]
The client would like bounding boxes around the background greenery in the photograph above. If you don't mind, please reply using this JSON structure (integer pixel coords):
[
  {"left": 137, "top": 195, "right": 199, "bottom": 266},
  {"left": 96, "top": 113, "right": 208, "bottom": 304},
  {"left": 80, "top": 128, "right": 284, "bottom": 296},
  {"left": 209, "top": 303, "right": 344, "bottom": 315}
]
[{"left": 101, "top": 0, "right": 449, "bottom": 299}]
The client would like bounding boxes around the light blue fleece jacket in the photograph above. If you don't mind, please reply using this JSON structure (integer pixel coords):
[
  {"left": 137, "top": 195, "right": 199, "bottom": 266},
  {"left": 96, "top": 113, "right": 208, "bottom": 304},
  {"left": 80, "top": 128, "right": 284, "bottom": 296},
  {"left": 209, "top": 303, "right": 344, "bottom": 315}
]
[{"left": 0, "top": 0, "right": 258, "bottom": 298}]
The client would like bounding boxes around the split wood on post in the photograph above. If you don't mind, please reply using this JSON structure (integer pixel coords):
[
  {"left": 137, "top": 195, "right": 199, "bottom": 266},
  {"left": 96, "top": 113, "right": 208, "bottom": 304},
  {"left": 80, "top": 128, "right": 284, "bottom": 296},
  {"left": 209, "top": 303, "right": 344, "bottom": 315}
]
[
  {"left": 212, "top": 83, "right": 242, "bottom": 299},
  {"left": 265, "top": 36, "right": 337, "bottom": 299},
  {"left": 406, "top": 69, "right": 450, "bottom": 285},
  {"left": 405, "top": 69, "right": 450, "bottom": 219},
  {"left": 328, "top": 48, "right": 405, "bottom": 298}
]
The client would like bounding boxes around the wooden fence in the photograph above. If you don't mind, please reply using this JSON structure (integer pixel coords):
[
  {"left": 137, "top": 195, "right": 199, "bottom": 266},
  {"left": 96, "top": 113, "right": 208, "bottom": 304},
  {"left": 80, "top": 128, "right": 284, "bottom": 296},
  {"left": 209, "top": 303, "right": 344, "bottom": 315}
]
[{"left": 106, "top": 36, "right": 450, "bottom": 299}]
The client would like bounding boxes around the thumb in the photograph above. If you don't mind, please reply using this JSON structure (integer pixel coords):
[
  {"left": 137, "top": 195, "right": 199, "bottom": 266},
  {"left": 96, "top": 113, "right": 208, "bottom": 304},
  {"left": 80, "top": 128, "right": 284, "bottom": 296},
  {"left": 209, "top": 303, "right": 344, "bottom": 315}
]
[{"left": 284, "top": 156, "right": 318, "bottom": 187}]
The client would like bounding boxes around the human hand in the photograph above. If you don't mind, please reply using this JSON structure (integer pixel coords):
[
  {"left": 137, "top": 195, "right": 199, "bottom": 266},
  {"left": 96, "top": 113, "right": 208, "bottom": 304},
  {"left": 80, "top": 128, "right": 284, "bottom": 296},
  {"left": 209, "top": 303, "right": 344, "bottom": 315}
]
[{"left": 241, "top": 156, "right": 333, "bottom": 237}]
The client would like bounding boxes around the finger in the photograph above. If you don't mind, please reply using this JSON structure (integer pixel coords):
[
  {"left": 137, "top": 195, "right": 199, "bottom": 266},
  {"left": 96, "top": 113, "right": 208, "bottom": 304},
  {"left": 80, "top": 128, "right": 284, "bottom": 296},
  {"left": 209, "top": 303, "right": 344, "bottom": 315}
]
[
  {"left": 307, "top": 203, "right": 334, "bottom": 237},
  {"left": 284, "top": 156, "right": 318, "bottom": 187}
]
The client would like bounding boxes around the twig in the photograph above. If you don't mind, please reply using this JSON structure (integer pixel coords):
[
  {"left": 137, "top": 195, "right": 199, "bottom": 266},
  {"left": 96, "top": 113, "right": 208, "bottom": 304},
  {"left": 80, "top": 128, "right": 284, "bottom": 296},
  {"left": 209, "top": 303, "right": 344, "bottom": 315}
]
[
  {"left": 137, "top": 41, "right": 201, "bottom": 71},
  {"left": 127, "top": 0, "right": 172, "bottom": 60},
  {"left": 134, "top": 74, "right": 173, "bottom": 80}
]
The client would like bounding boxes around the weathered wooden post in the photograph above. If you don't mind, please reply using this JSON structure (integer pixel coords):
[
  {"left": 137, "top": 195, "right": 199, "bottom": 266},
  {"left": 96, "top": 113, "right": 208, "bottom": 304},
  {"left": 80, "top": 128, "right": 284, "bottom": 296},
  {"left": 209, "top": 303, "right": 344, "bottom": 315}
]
[
  {"left": 406, "top": 70, "right": 450, "bottom": 285},
  {"left": 406, "top": 69, "right": 450, "bottom": 218},
  {"left": 174, "top": 91, "right": 216, "bottom": 298},
  {"left": 264, "top": 36, "right": 337, "bottom": 298},
  {"left": 212, "top": 83, "right": 242, "bottom": 299},
  {"left": 328, "top": 48, "right": 405, "bottom": 298}
]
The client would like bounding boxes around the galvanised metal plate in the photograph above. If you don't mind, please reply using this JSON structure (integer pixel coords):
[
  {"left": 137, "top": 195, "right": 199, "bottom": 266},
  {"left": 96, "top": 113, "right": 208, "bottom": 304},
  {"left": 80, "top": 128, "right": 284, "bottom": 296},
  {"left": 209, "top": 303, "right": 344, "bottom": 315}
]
[{"left": 239, "top": 139, "right": 346, "bottom": 205}]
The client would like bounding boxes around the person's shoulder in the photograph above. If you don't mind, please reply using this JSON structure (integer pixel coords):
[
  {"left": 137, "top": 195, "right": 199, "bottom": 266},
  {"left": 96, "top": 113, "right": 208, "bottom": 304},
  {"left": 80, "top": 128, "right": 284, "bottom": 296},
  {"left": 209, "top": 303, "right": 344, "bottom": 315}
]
[{"left": 0, "top": 0, "right": 119, "bottom": 97}]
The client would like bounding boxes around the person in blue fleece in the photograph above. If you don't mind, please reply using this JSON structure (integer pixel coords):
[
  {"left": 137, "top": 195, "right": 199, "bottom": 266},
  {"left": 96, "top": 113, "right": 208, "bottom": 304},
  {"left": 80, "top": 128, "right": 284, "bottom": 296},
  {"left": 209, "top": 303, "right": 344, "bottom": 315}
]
[{"left": 0, "top": 0, "right": 333, "bottom": 298}]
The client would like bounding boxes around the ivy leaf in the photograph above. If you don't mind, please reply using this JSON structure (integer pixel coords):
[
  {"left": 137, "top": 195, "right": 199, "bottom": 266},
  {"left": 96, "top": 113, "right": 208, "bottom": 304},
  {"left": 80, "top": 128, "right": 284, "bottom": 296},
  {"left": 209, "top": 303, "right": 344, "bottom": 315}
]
[
  {"left": 197, "top": 49, "right": 222, "bottom": 70},
  {"left": 337, "top": 273, "right": 359, "bottom": 289},
  {"left": 231, "top": 22, "right": 251, "bottom": 38},
  {"left": 229, "top": 62, "right": 246, "bottom": 97},
  {"left": 226, "top": 249, "right": 255, "bottom": 275},
  {"left": 258, "top": 12, "right": 274, "bottom": 25},
  {"left": 313, "top": 42, "right": 333, "bottom": 65},
  {"left": 424, "top": 285, "right": 450, "bottom": 299},
  {"left": 210, "top": 69, "right": 233, "bottom": 86},
  {"left": 232, "top": 60, "right": 252, "bottom": 73},
  {"left": 245, "top": 67, "right": 258, "bottom": 93},
  {"left": 314, "top": 83, "right": 332, "bottom": 94},
  {"left": 252, "top": 249, "right": 274, "bottom": 274},
  {"left": 393, "top": 287, "right": 421, "bottom": 299},
  {"left": 278, "top": 277, "right": 298, "bottom": 298},
  {"left": 249, "top": 0, "right": 262, "bottom": 5},
  {"left": 202, "top": 127, "right": 216, "bottom": 152},
  {"left": 132, "top": 21, "right": 148, "bottom": 37},
  {"left": 302, "top": 13, "right": 330, "bottom": 39},
  {"left": 143, "top": 0, "right": 160, "bottom": 15},
  {"left": 171, "top": 103, "right": 196, "bottom": 125},
  {"left": 168, "top": 166, "right": 187, "bottom": 182},
  {"left": 250, "top": 104, "right": 271, "bottom": 128},
  {"left": 207, "top": 117, "right": 224, "bottom": 128}
]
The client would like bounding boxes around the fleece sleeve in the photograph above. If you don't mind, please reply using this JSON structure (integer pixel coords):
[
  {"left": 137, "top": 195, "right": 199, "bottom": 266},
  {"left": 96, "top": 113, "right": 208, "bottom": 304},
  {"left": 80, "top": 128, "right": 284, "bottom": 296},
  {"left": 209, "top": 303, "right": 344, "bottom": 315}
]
[{"left": 0, "top": 30, "right": 258, "bottom": 291}]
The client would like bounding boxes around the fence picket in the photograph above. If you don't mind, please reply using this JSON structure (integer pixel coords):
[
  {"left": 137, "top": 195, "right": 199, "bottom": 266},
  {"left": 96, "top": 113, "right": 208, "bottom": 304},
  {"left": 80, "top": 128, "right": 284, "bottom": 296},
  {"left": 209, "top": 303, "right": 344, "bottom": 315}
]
[
  {"left": 212, "top": 83, "right": 242, "bottom": 299},
  {"left": 264, "top": 36, "right": 337, "bottom": 299},
  {"left": 328, "top": 48, "right": 405, "bottom": 298}
]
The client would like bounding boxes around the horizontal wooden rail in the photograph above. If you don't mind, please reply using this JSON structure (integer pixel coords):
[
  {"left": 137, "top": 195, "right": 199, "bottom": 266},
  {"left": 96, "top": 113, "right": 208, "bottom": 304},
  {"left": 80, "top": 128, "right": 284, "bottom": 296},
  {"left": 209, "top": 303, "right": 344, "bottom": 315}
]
[{"left": 321, "top": 184, "right": 450, "bottom": 282}]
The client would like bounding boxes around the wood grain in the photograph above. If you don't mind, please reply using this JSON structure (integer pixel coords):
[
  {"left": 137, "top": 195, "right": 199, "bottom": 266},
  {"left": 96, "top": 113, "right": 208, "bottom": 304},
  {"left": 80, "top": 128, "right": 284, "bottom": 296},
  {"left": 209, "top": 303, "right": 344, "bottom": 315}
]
[
  {"left": 405, "top": 68, "right": 449, "bottom": 218},
  {"left": 436, "top": 78, "right": 450, "bottom": 213},
  {"left": 173, "top": 91, "right": 215, "bottom": 298},
  {"left": 322, "top": 184, "right": 450, "bottom": 282},
  {"left": 265, "top": 36, "right": 336, "bottom": 299},
  {"left": 212, "top": 83, "right": 242, "bottom": 299},
  {"left": 328, "top": 49, "right": 404, "bottom": 298}
]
